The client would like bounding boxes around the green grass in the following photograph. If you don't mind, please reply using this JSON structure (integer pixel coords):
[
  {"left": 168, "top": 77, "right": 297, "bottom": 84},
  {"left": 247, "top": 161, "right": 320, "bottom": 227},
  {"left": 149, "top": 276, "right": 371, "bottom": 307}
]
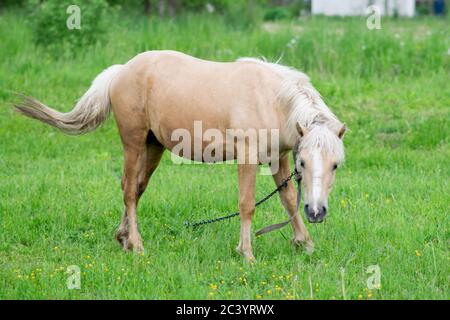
[{"left": 0, "top": 10, "right": 449, "bottom": 299}]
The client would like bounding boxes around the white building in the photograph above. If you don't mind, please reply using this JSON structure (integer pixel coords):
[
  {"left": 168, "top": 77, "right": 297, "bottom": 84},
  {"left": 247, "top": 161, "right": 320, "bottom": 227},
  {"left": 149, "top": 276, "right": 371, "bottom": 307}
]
[{"left": 311, "top": 0, "right": 416, "bottom": 17}]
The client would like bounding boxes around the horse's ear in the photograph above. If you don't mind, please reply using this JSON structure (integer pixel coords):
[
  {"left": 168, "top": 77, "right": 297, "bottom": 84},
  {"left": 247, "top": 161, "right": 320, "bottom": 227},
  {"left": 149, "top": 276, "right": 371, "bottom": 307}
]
[
  {"left": 296, "top": 122, "right": 308, "bottom": 137},
  {"left": 338, "top": 124, "right": 347, "bottom": 139}
]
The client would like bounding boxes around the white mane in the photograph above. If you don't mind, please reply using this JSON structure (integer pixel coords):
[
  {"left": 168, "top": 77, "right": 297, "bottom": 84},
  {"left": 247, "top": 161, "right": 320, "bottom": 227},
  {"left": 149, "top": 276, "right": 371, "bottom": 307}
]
[{"left": 237, "top": 57, "right": 344, "bottom": 161}]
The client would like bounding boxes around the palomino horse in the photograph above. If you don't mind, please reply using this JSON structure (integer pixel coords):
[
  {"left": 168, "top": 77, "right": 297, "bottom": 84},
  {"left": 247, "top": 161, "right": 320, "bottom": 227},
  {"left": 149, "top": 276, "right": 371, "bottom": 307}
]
[{"left": 15, "top": 50, "right": 345, "bottom": 261}]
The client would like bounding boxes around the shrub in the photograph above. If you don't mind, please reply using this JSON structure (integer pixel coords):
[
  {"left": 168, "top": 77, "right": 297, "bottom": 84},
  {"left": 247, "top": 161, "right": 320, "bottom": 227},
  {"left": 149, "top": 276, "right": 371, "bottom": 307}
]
[
  {"left": 182, "top": 0, "right": 229, "bottom": 12},
  {"left": 29, "top": 0, "right": 110, "bottom": 51},
  {"left": 263, "top": 7, "right": 292, "bottom": 21}
]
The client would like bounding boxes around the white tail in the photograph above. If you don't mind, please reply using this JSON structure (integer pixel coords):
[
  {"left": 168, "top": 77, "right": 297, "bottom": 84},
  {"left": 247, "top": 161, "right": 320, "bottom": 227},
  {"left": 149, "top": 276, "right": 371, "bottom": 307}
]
[{"left": 15, "top": 64, "right": 123, "bottom": 135}]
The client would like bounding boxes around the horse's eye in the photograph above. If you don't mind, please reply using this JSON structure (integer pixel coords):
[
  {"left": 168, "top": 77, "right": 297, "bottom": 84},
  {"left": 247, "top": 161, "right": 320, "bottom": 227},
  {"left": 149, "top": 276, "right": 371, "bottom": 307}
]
[
  {"left": 300, "top": 160, "right": 305, "bottom": 168},
  {"left": 333, "top": 164, "right": 338, "bottom": 170}
]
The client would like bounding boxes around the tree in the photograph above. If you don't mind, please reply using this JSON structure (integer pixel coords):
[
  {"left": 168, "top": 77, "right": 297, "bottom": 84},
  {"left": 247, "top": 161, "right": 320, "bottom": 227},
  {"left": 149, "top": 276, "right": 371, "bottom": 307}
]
[
  {"left": 157, "top": 0, "right": 178, "bottom": 16},
  {"left": 144, "top": 0, "right": 152, "bottom": 14}
]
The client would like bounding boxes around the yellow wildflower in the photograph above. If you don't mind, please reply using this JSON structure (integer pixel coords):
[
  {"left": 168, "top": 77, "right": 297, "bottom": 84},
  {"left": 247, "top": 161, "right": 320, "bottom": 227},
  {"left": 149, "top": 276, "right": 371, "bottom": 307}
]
[{"left": 209, "top": 283, "right": 218, "bottom": 290}]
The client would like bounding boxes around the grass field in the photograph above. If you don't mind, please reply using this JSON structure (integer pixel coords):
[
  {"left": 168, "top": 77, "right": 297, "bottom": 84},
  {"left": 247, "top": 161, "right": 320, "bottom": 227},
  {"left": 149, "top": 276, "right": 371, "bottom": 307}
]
[{"left": 0, "top": 9, "right": 449, "bottom": 299}]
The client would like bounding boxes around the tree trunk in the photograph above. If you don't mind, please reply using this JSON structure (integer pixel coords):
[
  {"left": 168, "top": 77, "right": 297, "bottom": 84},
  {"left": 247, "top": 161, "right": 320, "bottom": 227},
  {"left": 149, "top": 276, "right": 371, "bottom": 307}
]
[
  {"left": 248, "top": 0, "right": 258, "bottom": 23},
  {"left": 158, "top": 0, "right": 165, "bottom": 16},
  {"left": 144, "top": 0, "right": 152, "bottom": 15},
  {"left": 168, "top": 0, "right": 178, "bottom": 16}
]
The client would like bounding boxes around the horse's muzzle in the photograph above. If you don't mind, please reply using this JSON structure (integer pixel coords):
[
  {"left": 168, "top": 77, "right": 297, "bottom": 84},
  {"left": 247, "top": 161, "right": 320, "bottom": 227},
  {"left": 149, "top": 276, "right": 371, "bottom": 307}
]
[{"left": 304, "top": 204, "right": 327, "bottom": 223}]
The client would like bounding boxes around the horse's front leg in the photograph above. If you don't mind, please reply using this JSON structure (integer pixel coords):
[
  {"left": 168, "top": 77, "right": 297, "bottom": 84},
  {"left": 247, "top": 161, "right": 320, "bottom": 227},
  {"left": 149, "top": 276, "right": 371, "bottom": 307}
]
[
  {"left": 273, "top": 155, "right": 314, "bottom": 254},
  {"left": 236, "top": 164, "right": 257, "bottom": 262}
]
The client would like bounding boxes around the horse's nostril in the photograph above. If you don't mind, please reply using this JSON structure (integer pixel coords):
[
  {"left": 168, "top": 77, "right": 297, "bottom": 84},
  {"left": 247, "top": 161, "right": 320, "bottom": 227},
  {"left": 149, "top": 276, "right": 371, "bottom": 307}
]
[{"left": 322, "top": 206, "right": 327, "bottom": 213}]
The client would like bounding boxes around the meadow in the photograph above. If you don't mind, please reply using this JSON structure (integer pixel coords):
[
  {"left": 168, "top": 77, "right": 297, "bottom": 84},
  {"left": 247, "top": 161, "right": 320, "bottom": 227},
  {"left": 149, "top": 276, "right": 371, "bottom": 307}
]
[{"left": 0, "top": 9, "right": 449, "bottom": 299}]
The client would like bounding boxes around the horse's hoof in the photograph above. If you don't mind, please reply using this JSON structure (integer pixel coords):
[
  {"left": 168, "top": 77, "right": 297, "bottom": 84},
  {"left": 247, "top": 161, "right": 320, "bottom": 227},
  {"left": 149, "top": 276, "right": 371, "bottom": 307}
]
[
  {"left": 133, "top": 243, "right": 145, "bottom": 255},
  {"left": 115, "top": 230, "right": 128, "bottom": 246},
  {"left": 292, "top": 237, "right": 314, "bottom": 255},
  {"left": 245, "top": 254, "right": 256, "bottom": 264},
  {"left": 304, "top": 241, "right": 314, "bottom": 255},
  {"left": 124, "top": 241, "right": 144, "bottom": 253},
  {"left": 124, "top": 234, "right": 144, "bottom": 254},
  {"left": 121, "top": 240, "right": 130, "bottom": 252},
  {"left": 236, "top": 245, "right": 256, "bottom": 263},
  {"left": 116, "top": 236, "right": 126, "bottom": 247}
]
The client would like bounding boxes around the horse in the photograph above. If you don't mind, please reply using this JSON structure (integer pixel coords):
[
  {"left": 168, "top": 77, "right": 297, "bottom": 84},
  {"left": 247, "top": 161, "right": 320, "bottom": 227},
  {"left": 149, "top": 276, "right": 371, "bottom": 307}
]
[{"left": 14, "top": 50, "right": 346, "bottom": 262}]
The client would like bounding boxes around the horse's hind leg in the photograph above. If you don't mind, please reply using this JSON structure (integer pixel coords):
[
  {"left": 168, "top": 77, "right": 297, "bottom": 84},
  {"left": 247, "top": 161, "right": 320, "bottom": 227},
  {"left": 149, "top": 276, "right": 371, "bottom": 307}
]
[
  {"left": 116, "top": 133, "right": 165, "bottom": 252},
  {"left": 273, "top": 155, "right": 314, "bottom": 253},
  {"left": 116, "top": 208, "right": 129, "bottom": 247}
]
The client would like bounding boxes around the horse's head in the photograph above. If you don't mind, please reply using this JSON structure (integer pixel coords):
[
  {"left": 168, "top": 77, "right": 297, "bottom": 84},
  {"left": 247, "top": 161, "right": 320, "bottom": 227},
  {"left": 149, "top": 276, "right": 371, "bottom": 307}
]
[{"left": 294, "top": 122, "right": 346, "bottom": 223}]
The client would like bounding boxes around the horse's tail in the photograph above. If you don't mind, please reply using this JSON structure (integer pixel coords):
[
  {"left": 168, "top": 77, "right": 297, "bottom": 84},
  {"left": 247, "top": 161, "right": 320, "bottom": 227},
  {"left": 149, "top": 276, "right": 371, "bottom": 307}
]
[{"left": 14, "top": 64, "right": 123, "bottom": 135}]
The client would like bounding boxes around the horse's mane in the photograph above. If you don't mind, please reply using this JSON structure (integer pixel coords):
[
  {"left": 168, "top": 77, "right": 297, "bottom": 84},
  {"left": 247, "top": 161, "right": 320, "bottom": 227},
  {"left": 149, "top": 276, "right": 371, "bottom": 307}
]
[
  {"left": 237, "top": 57, "right": 344, "bottom": 160},
  {"left": 300, "top": 125, "right": 345, "bottom": 161}
]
